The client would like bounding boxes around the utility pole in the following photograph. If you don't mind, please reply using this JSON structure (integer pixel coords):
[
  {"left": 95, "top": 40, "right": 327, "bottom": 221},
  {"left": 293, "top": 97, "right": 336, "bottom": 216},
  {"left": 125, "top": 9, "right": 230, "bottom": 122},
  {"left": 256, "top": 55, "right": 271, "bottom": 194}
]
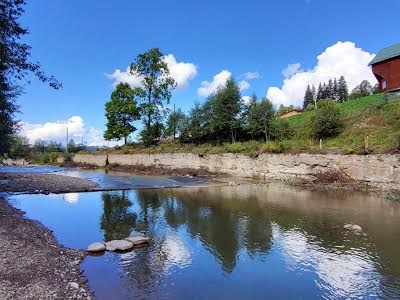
[{"left": 66, "top": 126, "right": 69, "bottom": 153}]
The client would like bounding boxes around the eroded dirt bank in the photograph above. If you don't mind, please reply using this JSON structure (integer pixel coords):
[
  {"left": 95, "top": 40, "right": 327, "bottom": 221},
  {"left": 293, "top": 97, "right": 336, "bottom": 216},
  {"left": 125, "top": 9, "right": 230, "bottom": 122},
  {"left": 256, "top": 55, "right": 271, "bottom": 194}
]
[{"left": 0, "top": 196, "right": 92, "bottom": 300}]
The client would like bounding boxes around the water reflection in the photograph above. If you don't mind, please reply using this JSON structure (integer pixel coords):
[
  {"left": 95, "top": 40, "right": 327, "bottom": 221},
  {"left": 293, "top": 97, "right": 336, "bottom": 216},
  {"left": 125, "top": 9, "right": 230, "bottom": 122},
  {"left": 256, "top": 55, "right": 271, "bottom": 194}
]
[
  {"left": 100, "top": 191, "right": 137, "bottom": 241},
  {"left": 10, "top": 183, "right": 400, "bottom": 299},
  {"left": 64, "top": 193, "right": 79, "bottom": 204}
]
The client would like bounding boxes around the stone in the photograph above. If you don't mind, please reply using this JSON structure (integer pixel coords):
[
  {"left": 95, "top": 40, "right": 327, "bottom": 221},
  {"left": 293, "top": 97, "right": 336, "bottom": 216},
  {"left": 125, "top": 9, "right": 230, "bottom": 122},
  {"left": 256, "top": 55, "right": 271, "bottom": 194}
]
[
  {"left": 228, "top": 181, "right": 240, "bottom": 186},
  {"left": 124, "top": 236, "right": 150, "bottom": 246},
  {"left": 105, "top": 240, "right": 133, "bottom": 251},
  {"left": 68, "top": 282, "right": 79, "bottom": 289},
  {"left": 344, "top": 224, "right": 364, "bottom": 235},
  {"left": 87, "top": 242, "right": 105, "bottom": 252}
]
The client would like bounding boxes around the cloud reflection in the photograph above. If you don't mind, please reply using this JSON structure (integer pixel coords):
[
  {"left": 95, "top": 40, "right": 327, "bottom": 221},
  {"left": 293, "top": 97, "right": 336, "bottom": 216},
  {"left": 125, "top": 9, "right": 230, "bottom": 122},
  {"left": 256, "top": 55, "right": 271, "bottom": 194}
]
[{"left": 272, "top": 223, "right": 383, "bottom": 299}]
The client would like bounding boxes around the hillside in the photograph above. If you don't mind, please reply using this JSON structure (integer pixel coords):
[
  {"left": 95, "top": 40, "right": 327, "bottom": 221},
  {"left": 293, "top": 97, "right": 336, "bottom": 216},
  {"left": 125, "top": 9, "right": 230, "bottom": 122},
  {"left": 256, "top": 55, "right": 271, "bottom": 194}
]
[{"left": 104, "top": 93, "right": 400, "bottom": 156}]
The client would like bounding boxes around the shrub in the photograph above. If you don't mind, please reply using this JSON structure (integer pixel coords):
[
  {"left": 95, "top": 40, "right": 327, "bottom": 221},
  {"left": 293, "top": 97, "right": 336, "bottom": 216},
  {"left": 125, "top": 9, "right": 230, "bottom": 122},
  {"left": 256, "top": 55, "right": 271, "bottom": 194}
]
[
  {"left": 305, "top": 103, "right": 315, "bottom": 111},
  {"left": 311, "top": 99, "right": 343, "bottom": 139},
  {"left": 274, "top": 119, "right": 294, "bottom": 140}
]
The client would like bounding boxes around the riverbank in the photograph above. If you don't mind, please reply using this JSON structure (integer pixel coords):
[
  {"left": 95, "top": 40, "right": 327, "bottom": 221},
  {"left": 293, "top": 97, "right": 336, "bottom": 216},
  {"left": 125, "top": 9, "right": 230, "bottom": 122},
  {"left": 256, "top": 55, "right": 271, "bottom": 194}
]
[
  {"left": 0, "top": 172, "right": 98, "bottom": 194},
  {"left": 0, "top": 195, "right": 92, "bottom": 300}
]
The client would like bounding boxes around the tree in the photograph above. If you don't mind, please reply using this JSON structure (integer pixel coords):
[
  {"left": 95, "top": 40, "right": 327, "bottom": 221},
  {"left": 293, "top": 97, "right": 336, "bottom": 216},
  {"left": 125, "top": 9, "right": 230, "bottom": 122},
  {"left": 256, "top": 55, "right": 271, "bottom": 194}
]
[
  {"left": 210, "top": 78, "right": 242, "bottom": 143},
  {"left": 316, "top": 83, "right": 323, "bottom": 100},
  {"left": 311, "top": 99, "right": 343, "bottom": 138},
  {"left": 349, "top": 80, "right": 373, "bottom": 100},
  {"left": 129, "top": 48, "right": 176, "bottom": 145},
  {"left": 0, "top": 0, "right": 61, "bottom": 155},
  {"left": 303, "top": 84, "right": 314, "bottom": 109},
  {"left": 337, "top": 76, "right": 348, "bottom": 103},
  {"left": 246, "top": 98, "right": 275, "bottom": 141},
  {"left": 164, "top": 107, "right": 186, "bottom": 139},
  {"left": 104, "top": 83, "right": 141, "bottom": 144}
]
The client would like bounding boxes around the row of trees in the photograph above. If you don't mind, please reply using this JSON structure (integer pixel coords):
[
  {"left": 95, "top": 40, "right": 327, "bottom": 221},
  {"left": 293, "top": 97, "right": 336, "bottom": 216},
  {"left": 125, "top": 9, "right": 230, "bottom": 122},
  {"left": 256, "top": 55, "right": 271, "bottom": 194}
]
[
  {"left": 303, "top": 77, "right": 378, "bottom": 110},
  {"left": 303, "top": 76, "right": 349, "bottom": 109}
]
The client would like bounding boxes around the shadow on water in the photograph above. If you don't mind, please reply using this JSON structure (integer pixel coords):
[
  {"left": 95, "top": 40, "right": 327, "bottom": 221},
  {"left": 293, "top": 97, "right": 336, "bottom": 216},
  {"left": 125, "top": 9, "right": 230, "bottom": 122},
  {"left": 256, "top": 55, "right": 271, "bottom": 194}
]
[{"left": 9, "top": 182, "right": 400, "bottom": 299}]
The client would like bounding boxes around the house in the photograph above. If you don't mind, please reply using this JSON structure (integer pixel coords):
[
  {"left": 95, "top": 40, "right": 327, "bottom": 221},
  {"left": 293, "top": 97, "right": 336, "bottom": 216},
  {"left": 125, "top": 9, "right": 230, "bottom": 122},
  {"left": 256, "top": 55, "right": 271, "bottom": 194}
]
[
  {"left": 370, "top": 43, "right": 400, "bottom": 93},
  {"left": 278, "top": 108, "right": 303, "bottom": 119}
]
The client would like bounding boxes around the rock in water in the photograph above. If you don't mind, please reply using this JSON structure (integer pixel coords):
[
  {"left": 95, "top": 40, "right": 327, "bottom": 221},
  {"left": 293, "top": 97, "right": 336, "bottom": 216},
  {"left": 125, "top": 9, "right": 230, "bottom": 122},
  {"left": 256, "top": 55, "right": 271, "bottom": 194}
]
[
  {"left": 124, "top": 236, "right": 150, "bottom": 246},
  {"left": 105, "top": 240, "right": 133, "bottom": 251},
  {"left": 344, "top": 224, "right": 365, "bottom": 235},
  {"left": 87, "top": 242, "right": 105, "bottom": 252}
]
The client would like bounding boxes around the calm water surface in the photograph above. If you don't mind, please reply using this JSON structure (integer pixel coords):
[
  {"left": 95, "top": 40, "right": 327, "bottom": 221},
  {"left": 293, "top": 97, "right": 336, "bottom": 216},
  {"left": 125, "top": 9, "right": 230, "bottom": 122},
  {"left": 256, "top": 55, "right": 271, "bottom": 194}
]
[{"left": 9, "top": 183, "right": 400, "bottom": 299}]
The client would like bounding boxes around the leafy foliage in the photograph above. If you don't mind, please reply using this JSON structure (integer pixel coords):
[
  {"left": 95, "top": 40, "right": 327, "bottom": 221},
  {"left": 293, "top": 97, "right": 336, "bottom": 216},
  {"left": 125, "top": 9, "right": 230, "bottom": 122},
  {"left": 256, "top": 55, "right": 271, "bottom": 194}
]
[
  {"left": 129, "top": 48, "right": 176, "bottom": 145},
  {"left": 164, "top": 107, "right": 186, "bottom": 139},
  {"left": 311, "top": 99, "right": 343, "bottom": 138},
  {"left": 104, "top": 83, "right": 140, "bottom": 144}
]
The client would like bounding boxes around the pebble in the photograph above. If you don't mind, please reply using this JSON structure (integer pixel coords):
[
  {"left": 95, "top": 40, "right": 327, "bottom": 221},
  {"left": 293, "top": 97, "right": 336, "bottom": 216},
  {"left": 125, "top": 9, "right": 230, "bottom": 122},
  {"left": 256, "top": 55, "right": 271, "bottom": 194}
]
[{"left": 68, "top": 282, "right": 79, "bottom": 289}]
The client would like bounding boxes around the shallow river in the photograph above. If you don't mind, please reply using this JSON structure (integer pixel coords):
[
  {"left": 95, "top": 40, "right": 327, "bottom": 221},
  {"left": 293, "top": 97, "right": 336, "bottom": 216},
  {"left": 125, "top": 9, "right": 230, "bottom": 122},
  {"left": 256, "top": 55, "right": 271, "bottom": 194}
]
[{"left": 5, "top": 167, "right": 400, "bottom": 299}]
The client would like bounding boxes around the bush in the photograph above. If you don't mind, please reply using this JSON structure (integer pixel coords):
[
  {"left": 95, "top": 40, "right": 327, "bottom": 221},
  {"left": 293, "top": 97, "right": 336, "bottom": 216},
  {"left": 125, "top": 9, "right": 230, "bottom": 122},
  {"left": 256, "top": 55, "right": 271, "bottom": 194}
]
[
  {"left": 305, "top": 103, "right": 315, "bottom": 111},
  {"left": 274, "top": 119, "right": 294, "bottom": 140},
  {"left": 140, "top": 123, "right": 164, "bottom": 146},
  {"left": 311, "top": 99, "right": 343, "bottom": 139}
]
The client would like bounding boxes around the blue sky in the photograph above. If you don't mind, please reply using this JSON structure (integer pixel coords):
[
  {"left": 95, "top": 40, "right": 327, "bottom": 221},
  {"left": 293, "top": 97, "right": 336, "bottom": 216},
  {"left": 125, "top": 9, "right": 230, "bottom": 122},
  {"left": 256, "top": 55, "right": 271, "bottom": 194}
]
[{"left": 19, "top": 0, "right": 400, "bottom": 145}]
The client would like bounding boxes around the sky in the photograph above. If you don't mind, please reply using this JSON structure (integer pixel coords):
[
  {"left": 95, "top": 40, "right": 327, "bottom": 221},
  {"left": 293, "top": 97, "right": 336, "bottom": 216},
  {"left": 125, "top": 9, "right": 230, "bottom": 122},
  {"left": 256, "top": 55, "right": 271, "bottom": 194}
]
[{"left": 18, "top": 0, "right": 400, "bottom": 146}]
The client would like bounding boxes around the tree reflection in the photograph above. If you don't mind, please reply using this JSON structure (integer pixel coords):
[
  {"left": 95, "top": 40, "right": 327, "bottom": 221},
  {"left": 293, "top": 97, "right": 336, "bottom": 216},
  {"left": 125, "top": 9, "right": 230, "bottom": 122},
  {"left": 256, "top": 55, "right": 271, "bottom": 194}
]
[{"left": 100, "top": 191, "right": 136, "bottom": 241}]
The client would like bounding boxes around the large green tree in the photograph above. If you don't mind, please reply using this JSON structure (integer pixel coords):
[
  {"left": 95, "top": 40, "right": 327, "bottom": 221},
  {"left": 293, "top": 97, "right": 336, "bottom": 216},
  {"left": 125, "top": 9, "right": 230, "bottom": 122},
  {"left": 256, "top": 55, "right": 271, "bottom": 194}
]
[
  {"left": 209, "top": 78, "right": 242, "bottom": 143},
  {"left": 104, "top": 83, "right": 141, "bottom": 144},
  {"left": 246, "top": 98, "right": 275, "bottom": 141},
  {"left": 129, "top": 48, "right": 176, "bottom": 145},
  {"left": 0, "top": 0, "right": 61, "bottom": 155}
]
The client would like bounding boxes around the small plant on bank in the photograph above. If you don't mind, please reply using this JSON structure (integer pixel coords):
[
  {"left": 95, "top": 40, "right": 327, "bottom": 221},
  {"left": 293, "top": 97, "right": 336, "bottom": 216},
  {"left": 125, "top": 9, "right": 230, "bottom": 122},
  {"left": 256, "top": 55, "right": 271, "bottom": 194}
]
[{"left": 311, "top": 99, "right": 344, "bottom": 139}]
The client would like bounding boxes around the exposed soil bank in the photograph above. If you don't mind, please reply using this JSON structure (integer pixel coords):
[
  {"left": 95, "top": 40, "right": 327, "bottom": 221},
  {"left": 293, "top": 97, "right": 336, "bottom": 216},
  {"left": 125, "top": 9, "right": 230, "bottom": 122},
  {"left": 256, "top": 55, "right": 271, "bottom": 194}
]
[
  {"left": 0, "top": 172, "right": 98, "bottom": 194},
  {"left": 73, "top": 152, "right": 400, "bottom": 186},
  {"left": 0, "top": 196, "right": 92, "bottom": 300}
]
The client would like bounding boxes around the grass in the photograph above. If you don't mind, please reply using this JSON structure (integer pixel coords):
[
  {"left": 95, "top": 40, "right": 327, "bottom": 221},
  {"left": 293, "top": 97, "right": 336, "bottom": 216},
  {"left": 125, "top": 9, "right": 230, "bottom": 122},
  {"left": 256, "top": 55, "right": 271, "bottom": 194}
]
[{"left": 96, "top": 93, "right": 400, "bottom": 156}]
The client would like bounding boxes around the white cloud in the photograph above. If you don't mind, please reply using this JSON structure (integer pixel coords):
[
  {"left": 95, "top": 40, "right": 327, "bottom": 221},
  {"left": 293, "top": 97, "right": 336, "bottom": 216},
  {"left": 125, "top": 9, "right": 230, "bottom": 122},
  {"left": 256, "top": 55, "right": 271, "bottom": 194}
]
[
  {"left": 241, "top": 96, "right": 252, "bottom": 106},
  {"left": 238, "top": 80, "right": 250, "bottom": 91},
  {"left": 241, "top": 71, "right": 260, "bottom": 80},
  {"left": 267, "top": 41, "right": 377, "bottom": 107},
  {"left": 20, "top": 116, "right": 122, "bottom": 147},
  {"left": 282, "top": 63, "right": 302, "bottom": 78},
  {"left": 197, "top": 70, "right": 232, "bottom": 97},
  {"left": 107, "top": 54, "right": 197, "bottom": 89}
]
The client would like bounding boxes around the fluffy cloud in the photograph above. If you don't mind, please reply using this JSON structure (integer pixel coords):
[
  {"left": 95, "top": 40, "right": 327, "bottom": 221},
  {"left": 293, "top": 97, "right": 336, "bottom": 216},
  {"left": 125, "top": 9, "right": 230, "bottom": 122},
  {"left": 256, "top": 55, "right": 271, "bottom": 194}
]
[
  {"left": 20, "top": 116, "right": 122, "bottom": 147},
  {"left": 107, "top": 54, "right": 197, "bottom": 89},
  {"left": 197, "top": 70, "right": 232, "bottom": 97},
  {"left": 241, "top": 96, "right": 252, "bottom": 106},
  {"left": 267, "top": 41, "right": 377, "bottom": 107}
]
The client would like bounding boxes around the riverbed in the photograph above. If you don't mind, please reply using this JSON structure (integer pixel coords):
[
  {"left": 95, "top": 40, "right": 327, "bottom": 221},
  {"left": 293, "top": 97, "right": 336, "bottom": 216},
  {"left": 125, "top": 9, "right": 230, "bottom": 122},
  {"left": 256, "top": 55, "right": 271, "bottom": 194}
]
[{"left": 2, "top": 166, "right": 400, "bottom": 299}]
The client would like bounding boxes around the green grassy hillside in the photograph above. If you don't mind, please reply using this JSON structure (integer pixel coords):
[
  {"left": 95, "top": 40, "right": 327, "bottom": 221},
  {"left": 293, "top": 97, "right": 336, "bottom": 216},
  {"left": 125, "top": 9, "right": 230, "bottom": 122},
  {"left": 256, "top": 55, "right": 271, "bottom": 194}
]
[{"left": 105, "top": 93, "right": 400, "bottom": 155}]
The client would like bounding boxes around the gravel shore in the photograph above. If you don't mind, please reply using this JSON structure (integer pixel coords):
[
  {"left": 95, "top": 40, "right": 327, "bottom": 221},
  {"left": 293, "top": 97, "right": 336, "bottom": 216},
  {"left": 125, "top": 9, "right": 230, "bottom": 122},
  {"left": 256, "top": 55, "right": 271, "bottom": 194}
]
[
  {"left": 0, "top": 172, "right": 98, "bottom": 194},
  {"left": 0, "top": 173, "right": 98, "bottom": 299},
  {"left": 0, "top": 196, "right": 92, "bottom": 300}
]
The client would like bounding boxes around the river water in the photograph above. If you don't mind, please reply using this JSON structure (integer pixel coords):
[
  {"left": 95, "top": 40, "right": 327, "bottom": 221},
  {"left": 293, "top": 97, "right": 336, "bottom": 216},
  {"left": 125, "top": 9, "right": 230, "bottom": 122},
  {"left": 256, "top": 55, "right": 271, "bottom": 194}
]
[{"left": 4, "top": 167, "right": 400, "bottom": 299}]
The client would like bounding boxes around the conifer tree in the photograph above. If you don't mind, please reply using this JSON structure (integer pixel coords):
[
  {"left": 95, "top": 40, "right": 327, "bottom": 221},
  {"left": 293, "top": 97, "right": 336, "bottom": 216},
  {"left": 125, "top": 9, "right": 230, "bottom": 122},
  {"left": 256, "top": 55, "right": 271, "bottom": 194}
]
[
  {"left": 303, "top": 84, "right": 314, "bottom": 109},
  {"left": 337, "top": 76, "right": 349, "bottom": 103}
]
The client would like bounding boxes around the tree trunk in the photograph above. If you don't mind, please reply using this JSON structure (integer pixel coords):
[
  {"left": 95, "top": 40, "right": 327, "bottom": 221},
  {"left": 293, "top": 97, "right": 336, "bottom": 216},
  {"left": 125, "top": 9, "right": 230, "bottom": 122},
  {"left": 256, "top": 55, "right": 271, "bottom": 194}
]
[
  {"left": 264, "top": 125, "right": 268, "bottom": 142},
  {"left": 147, "top": 87, "right": 152, "bottom": 129},
  {"left": 124, "top": 136, "right": 127, "bottom": 145}
]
